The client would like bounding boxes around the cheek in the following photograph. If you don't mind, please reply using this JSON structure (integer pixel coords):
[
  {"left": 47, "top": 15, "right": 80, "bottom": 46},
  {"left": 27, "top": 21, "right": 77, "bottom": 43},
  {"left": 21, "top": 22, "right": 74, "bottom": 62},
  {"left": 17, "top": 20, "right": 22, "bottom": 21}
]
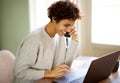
[
  {"left": 56, "top": 25, "right": 65, "bottom": 32},
  {"left": 56, "top": 26, "right": 65, "bottom": 35}
]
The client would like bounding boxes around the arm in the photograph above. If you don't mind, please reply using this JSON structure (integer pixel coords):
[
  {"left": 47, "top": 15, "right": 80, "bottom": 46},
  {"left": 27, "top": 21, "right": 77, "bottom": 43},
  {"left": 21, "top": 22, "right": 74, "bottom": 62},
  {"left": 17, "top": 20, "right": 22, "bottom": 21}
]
[
  {"left": 65, "top": 40, "right": 79, "bottom": 66},
  {"left": 65, "top": 28, "right": 80, "bottom": 66},
  {"left": 14, "top": 35, "right": 45, "bottom": 80}
]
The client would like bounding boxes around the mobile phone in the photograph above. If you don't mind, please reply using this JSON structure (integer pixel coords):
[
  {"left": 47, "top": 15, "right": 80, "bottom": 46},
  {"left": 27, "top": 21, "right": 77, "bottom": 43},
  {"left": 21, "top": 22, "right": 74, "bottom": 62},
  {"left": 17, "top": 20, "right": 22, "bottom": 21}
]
[
  {"left": 64, "top": 32, "right": 70, "bottom": 37},
  {"left": 64, "top": 32, "right": 71, "bottom": 48}
]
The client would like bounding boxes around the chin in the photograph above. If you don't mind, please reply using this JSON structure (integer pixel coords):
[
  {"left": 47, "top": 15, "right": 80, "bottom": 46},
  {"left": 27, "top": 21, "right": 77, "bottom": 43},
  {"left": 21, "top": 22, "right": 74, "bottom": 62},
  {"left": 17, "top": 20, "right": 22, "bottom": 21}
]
[{"left": 58, "top": 33, "right": 64, "bottom": 36}]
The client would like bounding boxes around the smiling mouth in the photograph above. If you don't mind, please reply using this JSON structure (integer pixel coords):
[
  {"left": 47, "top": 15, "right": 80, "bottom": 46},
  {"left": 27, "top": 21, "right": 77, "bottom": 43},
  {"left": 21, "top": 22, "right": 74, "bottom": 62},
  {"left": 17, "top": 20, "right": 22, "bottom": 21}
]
[{"left": 58, "top": 31, "right": 65, "bottom": 36}]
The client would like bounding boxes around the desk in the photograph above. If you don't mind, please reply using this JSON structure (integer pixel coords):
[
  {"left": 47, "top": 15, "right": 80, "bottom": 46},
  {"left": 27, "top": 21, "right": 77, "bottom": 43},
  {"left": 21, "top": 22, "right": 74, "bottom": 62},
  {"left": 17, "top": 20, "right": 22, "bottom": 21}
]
[{"left": 36, "top": 56, "right": 120, "bottom": 83}]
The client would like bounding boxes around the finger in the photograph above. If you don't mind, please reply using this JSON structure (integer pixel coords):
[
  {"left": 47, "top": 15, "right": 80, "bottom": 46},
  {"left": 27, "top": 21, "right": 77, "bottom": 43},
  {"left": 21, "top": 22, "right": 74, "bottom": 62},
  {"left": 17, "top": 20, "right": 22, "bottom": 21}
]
[
  {"left": 61, "top": 66, "right": 70, "bottom": 73},
  {"left": 58, "top": 64, "right": 70, "bottom": 70},
  {"left": 55, "top": 72, "right": 65, "bottom": 78},
  {"left": 54, "top": 68, "right": 70, "bottom": 78},
  {"left": 58, "top": 68, "right": 70, "bottom": 75},
  {"left": 63, "top": 64, "right": 70, "bottom": 70},
  {"left": 70, "top": 30, "right": 76, "bottom": 35},
  {"left": 64, "top": 68, "right": 70, "bottom": 73},
  {"left": 70, "top": 29, "right": 77, "bottom": 35},
  {"left": 71, "top": 26, "right": 76, "bottom": 31}
]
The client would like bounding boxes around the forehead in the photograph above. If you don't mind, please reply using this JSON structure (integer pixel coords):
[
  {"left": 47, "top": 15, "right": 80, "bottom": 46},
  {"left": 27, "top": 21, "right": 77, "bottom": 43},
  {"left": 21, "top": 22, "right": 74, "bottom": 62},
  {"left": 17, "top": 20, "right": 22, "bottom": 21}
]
[{"left": 58, "top": 19, "right": 75, "bottom": 25}]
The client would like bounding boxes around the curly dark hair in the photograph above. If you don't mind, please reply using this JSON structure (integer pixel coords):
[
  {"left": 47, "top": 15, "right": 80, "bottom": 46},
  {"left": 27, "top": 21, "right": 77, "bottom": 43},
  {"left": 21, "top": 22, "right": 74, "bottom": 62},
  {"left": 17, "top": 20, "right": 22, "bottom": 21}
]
[{"left": 48, "top": 0, "right": 81, "bottom": 23}]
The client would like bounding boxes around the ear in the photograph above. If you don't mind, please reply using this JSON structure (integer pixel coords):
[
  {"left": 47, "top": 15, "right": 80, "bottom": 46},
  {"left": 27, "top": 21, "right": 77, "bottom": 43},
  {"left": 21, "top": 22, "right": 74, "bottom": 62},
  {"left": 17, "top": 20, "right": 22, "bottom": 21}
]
[{"left": 52, "top": 17, "right": 56, "bottom": 22}]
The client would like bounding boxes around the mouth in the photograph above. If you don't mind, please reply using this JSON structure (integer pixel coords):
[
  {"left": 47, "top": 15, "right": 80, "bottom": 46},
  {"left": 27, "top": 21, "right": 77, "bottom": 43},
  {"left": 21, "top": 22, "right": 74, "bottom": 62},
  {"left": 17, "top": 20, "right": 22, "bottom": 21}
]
[
  {"left": 58, "top": 31, "right": 66, "bottom": 36},
  {"left": 62, "top": 31, "right": 66, "bottom": 34}
]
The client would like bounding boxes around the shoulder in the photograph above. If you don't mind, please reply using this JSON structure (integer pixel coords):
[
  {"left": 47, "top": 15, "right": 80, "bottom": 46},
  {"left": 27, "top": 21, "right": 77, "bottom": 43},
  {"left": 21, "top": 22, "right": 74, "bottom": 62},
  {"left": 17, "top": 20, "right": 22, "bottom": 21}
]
[{"left": 22, "top": 26, "right": 44, "bottom": 45}]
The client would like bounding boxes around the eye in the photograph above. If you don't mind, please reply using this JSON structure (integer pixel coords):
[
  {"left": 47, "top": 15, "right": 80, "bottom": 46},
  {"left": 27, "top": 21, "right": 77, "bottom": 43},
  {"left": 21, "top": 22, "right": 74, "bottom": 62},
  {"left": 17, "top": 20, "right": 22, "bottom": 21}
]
[
  {"left": 64, "top": 25, "right": 68, "bottom": 27},
  {"left": 64, "top": 24, "right": 70, "bottom": 27}
]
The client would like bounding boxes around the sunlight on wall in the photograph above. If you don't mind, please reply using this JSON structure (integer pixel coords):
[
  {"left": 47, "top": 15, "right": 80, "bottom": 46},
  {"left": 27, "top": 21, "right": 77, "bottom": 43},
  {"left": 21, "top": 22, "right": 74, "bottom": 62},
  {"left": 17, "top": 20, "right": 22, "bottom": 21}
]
[
  {"left": 29, "top": 0, "right": 59, "bottom": 32},
  {"left": 92, "top": 0, "right": 120, "bottom": 46}
]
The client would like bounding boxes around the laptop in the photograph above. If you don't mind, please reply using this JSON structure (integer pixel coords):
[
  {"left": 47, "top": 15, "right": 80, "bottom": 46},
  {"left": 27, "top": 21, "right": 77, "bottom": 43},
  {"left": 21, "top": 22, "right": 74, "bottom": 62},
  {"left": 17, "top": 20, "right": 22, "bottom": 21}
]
[{"left": 54, "top": 50, "right": 120, "bottom": 83}]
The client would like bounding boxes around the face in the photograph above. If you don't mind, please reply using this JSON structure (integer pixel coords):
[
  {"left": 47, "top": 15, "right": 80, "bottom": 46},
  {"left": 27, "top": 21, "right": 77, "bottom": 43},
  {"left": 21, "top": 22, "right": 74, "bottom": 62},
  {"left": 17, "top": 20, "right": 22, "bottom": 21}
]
[{"left": 54, "top": 19, "right": 76, "bottom": 36}]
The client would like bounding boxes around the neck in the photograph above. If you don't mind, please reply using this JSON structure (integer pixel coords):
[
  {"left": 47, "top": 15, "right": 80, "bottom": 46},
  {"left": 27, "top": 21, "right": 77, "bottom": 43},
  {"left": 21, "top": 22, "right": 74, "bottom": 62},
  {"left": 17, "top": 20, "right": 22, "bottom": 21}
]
[{"left": 45, "top": 22, "right": 56, "bottom": 38}]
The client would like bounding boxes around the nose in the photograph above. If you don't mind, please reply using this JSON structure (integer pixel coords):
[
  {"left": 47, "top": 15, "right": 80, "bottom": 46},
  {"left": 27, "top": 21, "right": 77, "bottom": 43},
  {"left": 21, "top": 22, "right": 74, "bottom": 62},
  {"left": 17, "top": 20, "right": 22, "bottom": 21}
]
[
  {"left": 65, "top": 29, "right": 71, "bottom": 32},
  {"left": 65, "top": 26, "right": 74, "bottom": 32}
]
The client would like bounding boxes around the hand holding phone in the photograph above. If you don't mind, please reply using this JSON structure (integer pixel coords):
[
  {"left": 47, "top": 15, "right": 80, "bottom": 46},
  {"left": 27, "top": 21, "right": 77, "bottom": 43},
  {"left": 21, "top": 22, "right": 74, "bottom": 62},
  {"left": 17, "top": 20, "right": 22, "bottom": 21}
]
[
  {"left": 70, "top": 28, "right": 78, "bottom": 42},
  {"left": 64, "top": 27, "right": 78, "bottom": 48}
]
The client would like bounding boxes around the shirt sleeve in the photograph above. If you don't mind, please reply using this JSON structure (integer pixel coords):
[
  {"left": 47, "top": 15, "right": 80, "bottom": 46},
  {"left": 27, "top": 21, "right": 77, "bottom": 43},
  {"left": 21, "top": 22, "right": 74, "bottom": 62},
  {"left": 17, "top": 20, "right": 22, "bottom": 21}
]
[
  {"left": 65, "top": 40, "right": 80, "bottom": 66},
  {"left": 14, "top": 35, "right": 45, "bottom": 80}
]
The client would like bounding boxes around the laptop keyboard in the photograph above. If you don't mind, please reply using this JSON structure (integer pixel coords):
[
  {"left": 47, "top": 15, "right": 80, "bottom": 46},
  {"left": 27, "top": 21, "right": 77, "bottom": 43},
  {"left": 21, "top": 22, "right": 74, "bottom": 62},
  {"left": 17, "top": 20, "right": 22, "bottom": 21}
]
[
  {"left": 70, "top": 76, "right": 85, "bottom": 83},
  {"left": 54, "top": 69, "right": 87, "bottom": 83}
]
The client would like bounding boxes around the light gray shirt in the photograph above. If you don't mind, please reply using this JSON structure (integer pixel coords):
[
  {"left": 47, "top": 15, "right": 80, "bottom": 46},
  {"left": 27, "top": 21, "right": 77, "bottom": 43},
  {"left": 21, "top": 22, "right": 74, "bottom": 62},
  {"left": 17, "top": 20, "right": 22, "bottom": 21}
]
[{"left": 13, "top": 26, "right": 79, "bottom": 83}]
